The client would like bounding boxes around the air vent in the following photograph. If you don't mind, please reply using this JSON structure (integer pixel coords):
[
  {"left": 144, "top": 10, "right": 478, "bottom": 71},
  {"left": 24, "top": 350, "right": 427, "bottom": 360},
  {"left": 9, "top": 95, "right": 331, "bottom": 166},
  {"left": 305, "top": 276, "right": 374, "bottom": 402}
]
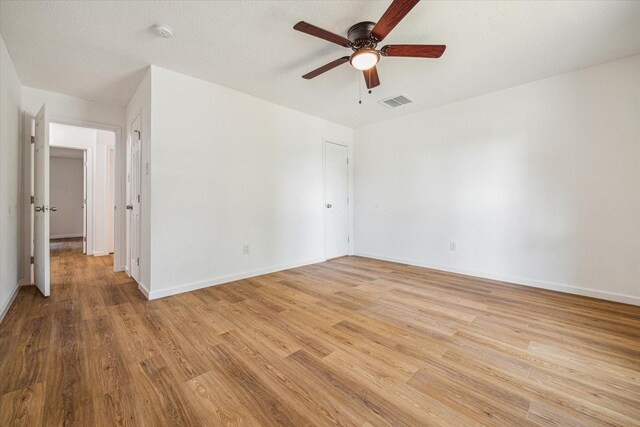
[{"left": 379, "top": 94, "right": 413, "bottom": 108}]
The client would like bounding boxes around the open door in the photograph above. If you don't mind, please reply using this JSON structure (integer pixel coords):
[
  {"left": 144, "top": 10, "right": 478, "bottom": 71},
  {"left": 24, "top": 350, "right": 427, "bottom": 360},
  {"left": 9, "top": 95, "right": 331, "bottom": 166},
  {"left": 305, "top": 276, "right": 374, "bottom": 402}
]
[
  {"left": 33, "top": 104, "right": 50, "bottom": 297},
  {"left": 129, "top": 115, "right": 141, "bottom": 282},
  {"left": 82, "top": 150, "right": 87, "bottom": 254}
]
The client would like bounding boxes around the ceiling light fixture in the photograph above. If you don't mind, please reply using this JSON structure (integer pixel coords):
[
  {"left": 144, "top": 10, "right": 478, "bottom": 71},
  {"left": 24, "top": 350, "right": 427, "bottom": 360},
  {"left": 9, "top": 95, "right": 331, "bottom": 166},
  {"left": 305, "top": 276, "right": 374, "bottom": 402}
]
[
  {"left": 349, "top": 48, "right": 380, "bottom": 71},
  {"left": 153, "top": 24, "right": 174, "bottom": 39}
]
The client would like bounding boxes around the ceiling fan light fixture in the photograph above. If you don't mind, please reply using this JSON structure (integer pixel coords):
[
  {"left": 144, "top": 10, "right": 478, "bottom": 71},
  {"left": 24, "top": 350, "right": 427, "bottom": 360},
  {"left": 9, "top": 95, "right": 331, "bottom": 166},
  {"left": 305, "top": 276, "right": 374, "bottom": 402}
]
[{"left": 350, "top": 49, "right": 380, "bottom": 71}]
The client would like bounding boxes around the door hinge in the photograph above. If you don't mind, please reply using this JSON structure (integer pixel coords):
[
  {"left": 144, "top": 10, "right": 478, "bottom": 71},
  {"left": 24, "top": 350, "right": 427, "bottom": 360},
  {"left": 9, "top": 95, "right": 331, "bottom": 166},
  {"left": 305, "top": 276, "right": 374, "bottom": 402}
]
[
  {"left": 30, "top": 256, "right": 34, "bottom": 264},
  {"left": 30, "top": 195, "right": 34, "bottom": 204},
  {"left": 348, "top": 237, "right": 350, "bottom": 243},
  {"left": 136, "top": 258, "right": 140, "bottom": 266},
  {"left": 347, "top": 158, "right": 349, "bottom": 164},
  {"left": 30, "top": 136, "right": 35, "bottom": 144},
  {"left": 137, "top": 194, "right": 140, "bottom": 203}
]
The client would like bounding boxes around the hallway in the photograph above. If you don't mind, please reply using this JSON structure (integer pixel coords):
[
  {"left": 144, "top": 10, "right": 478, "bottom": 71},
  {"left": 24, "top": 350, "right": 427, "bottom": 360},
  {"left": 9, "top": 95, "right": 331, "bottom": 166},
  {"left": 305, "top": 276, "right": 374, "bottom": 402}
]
[{"left": 0, "top": 239, "right": 142, "bottom": 425}]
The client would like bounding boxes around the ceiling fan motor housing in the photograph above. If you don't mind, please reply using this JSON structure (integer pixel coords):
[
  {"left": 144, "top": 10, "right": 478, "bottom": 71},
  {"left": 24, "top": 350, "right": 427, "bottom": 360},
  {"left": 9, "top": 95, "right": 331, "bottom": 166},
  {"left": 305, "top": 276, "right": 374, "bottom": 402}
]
[
  {"left": 294, "top": 0, "right": 445, "bottom": 90},
  {"left": 348, "top": 21, "right": 378, "bottom": 50}
]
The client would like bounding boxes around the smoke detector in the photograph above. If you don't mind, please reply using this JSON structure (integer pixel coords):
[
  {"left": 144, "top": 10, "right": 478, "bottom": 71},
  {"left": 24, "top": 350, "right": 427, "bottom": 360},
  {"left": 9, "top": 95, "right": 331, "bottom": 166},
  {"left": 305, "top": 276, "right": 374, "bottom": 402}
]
[{"left": 154, "top": 24, "right": 174, "bottom": 39}]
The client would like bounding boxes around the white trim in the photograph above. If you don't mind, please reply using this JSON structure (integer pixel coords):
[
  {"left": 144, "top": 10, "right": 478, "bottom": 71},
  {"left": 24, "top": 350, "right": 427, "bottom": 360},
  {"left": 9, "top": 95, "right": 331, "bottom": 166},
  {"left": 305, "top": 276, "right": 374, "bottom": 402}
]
[
  {"left": 145, "top": 258, "right": 326, "bottom": 300},
  {"left": 92, "top": 250, "right": 110, "bottom": 257},
  {"left": 137, "top": 282, "right": 150, "bottom": 299},
  {"left": 0, "top": 284, "right": 20, "bottom": 324},
  {"left": 49, "top": 117, "right": 124, "bottom": 273},
  {"left": 355, "top": 252, "right": 640, "bottom": 306},
  {"left": 50, "top": 233, "right": 83, "bottom": 239}
]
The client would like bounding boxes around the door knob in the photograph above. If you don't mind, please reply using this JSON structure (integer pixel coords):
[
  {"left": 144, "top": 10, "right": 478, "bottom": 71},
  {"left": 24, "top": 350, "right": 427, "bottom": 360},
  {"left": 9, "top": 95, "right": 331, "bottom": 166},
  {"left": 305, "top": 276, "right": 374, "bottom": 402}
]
[
  {"left": 35, "top": 206, "right": 44, "bottom": 212},
  {"left": 51, "top": 207, "right": 58, "bottom": 212},
  {"left": 326, "top": 204, "right": 332, "bottom": 208},
  {"left": 126, "top": 205, "right": 133, "bottom": 210}
]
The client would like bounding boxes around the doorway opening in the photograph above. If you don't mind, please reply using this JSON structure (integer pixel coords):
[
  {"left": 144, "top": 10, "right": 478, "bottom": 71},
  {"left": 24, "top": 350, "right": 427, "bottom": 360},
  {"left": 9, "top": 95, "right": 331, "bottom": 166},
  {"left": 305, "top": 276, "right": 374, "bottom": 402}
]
[
  {"left": 49, "top": 146, "right": 87, "bottom": 258},
  {"left": 49, "top": 123, "right": 116, "bottom": 265},
  {"left": 24, "top": 106, "right": 120, "bottom": 297}
]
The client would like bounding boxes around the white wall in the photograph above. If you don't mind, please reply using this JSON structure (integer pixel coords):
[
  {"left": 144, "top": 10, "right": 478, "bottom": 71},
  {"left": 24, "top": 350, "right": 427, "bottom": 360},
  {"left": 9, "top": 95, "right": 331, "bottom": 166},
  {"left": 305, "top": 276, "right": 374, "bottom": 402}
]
[
  {"left": 22, "top": 86, "right": 126, "bottom": 269},
  {"left": 93, "top": 129, "right": 115, "bottom": 255},
  {"left": 146, "top": 66, "right": 353, "bottom": 298},
  {"left": 0, "top": 35, "right": 23, "bottom": 320},
  {"left": 50, "top": 156, "right": 83, "bottom": 238},
  {"left": 22, "top": 87, "right": 125, "bottom": 131},
  {"left": 106, "top": 147, "right": 115, "bottom": 253},
  {"left": 354, "top": 54, "right": 640, "bottom": 305}
]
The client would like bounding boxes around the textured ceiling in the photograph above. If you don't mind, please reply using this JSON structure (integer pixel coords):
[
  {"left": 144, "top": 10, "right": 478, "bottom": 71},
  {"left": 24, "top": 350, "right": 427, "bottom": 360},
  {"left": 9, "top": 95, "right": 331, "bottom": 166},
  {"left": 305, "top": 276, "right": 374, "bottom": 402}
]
[{"left": 2, "top": 1, "right": 640, "bottom": 128}]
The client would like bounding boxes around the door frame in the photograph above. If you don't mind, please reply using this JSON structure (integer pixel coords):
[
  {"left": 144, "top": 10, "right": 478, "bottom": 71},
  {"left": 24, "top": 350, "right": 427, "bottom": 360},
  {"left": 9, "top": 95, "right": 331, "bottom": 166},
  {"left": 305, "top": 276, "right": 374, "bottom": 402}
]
[
  {"left": 322, "top": 139, "right": 354, "bottom": 260},
  {"left": 50, "top": 144, "right": 93, "bottom": 253},
  {"left": 50, "top": 117, "right": 123, "bottom": 271},
  {"left": 21, "top": 115, "right": 124, "bottom": 281}
]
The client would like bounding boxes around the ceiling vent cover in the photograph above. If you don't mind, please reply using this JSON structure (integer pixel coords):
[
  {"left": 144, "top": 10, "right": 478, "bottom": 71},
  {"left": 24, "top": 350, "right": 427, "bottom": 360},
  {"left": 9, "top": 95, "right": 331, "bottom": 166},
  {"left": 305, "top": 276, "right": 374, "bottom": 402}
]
[{"left": 379, "top": 94, "right": 413, "bottom": 108}]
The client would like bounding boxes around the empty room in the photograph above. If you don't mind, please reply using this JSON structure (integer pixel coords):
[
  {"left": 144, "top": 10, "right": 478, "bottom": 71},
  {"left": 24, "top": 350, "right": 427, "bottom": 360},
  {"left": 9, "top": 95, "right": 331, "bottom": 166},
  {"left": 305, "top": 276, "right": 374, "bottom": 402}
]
[{"left": 0, "top": 1, "right": 639, "bottom": 426}]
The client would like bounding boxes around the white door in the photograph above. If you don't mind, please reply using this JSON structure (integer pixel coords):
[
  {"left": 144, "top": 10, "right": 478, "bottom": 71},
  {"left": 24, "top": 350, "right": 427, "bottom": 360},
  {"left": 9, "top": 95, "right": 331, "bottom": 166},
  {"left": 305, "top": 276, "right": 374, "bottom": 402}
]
[
  {"left": 324, "top": 142, "right": 349, "bottom": 259},
  {"left": 33, "top": 105, "right": 50, "bottom": 297},
  {"left": 82, "top": 150, "right": 87, "bottom": 254},
  {"left": 129, "top": 116, "right": 141, "bottom": 282}
]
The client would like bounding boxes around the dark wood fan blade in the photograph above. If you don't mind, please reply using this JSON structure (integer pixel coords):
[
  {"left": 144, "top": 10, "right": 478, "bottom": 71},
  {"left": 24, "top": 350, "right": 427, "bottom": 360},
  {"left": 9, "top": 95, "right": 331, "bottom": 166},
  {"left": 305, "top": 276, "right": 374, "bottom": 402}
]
[
  {"left": 370, "top": 0, "right": 420, "bottom": 41},
  {"left": 363, "top": 66, "right": 380, "bottom": 89},
  {"left": 302, "top": 56, "right": 350, "bottom": 79},
  {"left": 294, "top": 21, "right": 352, "bottom": 47},
  {"left": 381, "top": 44, "right": 446, "bottom": 58}
]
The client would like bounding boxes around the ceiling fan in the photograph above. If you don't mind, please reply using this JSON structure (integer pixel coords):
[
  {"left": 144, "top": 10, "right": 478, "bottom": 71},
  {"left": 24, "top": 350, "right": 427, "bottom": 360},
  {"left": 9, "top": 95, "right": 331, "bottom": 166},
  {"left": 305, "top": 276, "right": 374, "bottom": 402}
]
[{"left": 293, "top": 0, "right": 446, "bottom": 90}]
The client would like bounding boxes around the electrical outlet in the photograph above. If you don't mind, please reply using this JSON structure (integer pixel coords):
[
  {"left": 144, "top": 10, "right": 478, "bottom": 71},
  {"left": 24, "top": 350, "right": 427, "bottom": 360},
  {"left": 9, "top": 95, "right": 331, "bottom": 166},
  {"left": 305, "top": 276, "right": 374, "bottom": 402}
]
[
  {"left": 449, "top": 242, "right": 457, "bottom": 252},
  {"left": 243, "top": 244, "right": 250, "bottom": 255}
]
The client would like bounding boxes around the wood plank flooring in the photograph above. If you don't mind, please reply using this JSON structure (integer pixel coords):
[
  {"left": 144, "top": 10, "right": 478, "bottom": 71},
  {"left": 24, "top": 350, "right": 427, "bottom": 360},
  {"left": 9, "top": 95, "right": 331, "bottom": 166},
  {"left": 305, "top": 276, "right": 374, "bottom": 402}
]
[{"left": 1, "top": 238, "right": 640, "bottom": 426}]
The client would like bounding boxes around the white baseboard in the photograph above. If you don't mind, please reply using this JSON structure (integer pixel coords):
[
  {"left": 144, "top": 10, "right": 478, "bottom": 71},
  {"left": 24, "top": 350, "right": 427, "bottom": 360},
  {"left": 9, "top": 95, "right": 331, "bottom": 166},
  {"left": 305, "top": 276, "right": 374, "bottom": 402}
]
[
  {"left": 0, "top": 284, "right": 20, "bottom": 324},
  {"left": 355, "top": 251, "right": 640, "bottom": 306},
  {"left": 146, "top": 257, "right": 326, "bottom": 300},
  {"left": 51, "top": 233, "right": 83, "bottom": 239},
  {"left": 92, "top": 251, "right": 109, "bottom": 257},
  {"left": 137, "top": 282, "right": 150, "bottom": 299}
]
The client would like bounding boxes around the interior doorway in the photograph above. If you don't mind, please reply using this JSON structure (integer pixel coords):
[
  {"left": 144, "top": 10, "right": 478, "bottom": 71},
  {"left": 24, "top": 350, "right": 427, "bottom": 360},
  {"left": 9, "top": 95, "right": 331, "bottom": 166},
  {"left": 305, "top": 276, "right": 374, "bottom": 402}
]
[
  {"left": 24, "top": 108, "right": 120, "bottom": 296},
  {"left": 49, "top": 123, "right": 116, "bottom": 266},
  {"left": 49, "top": 147, "right": 85, "bottom": 242}
]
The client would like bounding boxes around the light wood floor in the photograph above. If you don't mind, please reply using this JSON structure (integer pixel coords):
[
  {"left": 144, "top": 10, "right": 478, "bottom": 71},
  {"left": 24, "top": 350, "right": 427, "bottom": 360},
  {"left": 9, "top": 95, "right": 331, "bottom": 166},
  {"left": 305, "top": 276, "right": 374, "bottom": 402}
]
[{"left": 1, "top": 239, "right": 640, "bottom": 426}]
